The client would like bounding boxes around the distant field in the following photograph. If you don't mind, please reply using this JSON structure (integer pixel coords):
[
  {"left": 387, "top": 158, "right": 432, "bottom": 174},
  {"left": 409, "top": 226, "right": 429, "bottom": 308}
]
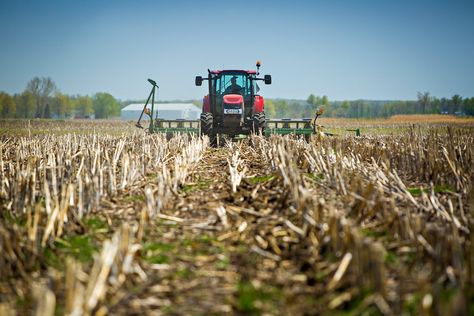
[
  {"left": 0, "top": 119, "right": 138, "bottom": 136},
  {"left": 317, "top": 114, "right": 474, "bottom": 135},
  {"left": 320, "top": 114, "right": 474, "bottom": 126}
]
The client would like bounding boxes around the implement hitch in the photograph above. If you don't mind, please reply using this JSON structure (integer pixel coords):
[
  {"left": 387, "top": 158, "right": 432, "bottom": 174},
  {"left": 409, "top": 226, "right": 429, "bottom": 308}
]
[{"left": 136, "top": 79, "right": 159, "bottom": 132}]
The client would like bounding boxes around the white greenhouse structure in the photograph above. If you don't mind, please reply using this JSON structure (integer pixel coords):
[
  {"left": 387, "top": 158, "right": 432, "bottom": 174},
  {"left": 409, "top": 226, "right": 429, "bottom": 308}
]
[{"left": 121, "top": 103, "right": 201, "bottom": 120}]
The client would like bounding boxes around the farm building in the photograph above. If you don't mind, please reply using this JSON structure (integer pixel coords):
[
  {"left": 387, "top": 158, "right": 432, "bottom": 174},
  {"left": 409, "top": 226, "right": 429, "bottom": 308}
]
[{"left": 120, "top": 103, "right": 201, "bottom": 120}]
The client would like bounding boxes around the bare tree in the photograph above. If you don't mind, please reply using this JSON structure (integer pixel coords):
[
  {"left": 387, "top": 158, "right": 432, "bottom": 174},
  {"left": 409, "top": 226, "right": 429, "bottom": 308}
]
[
  {"left": 417, "top": 91, "right": 431, "bottom": 114},
  {"left": 26, "top": 77, "right": 41, "bottom": 117},
  {"left": 26, "top": 77, "right": 57, "bottom": 118}
]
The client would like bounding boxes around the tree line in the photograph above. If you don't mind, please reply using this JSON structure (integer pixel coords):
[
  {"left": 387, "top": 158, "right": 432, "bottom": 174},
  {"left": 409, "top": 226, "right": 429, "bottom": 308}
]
[
  {"left": 1, "top": 78, "right": 473, "bottom": 119},
  {"left": 0, "top": 77, "right": 121, "bottom": 119},
  {"left": 263, "top": 92, "right": 474, "bottom": 119}
]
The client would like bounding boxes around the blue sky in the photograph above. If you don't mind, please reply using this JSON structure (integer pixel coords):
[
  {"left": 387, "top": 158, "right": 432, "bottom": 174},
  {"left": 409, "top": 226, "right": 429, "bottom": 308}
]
[{"left": 0, "top": 0, "right": 473, "bottom": 101}]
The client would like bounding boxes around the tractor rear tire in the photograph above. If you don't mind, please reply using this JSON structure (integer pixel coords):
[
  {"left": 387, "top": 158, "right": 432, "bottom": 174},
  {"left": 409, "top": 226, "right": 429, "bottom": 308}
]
[
  {"left": 252, "top": 112, "right": 266, "bottom": 135},
  {"left": 200, "top": 112, "right": 216, "bottom": 146}
]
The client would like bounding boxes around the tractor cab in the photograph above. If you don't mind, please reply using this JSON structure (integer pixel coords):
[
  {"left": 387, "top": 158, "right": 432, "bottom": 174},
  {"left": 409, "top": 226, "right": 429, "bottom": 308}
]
[{"left": 212, "top": 71, "right": 255, "bottom": 130}]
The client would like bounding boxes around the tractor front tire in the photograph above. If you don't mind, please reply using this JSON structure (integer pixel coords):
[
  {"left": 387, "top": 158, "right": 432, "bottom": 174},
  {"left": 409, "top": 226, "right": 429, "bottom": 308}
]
[
  {"left": 200, "top": 112, "right": 216, "bottom": 146},
  {"left": 252, "top": 112, "right": 266, "bottom": 135}
]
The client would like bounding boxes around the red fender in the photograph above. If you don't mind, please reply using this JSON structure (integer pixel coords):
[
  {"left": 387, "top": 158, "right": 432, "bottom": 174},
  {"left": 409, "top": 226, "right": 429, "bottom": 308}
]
[
  {"left": 203, "top": 94, "right": 210, "bottom": 112},
  {"left": 254, "top": 95, "right": 264, "bottom": 113}
]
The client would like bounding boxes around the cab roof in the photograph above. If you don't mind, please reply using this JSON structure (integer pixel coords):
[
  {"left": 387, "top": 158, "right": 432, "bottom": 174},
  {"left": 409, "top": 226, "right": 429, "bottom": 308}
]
[{"left": 210, "top": 70, "right": 257, "bottom": 75}]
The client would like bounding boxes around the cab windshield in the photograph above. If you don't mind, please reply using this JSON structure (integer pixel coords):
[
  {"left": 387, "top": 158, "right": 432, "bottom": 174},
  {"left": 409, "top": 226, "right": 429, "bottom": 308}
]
[{"left": 214, "top": 73, "right": 251, "bottom": 96}]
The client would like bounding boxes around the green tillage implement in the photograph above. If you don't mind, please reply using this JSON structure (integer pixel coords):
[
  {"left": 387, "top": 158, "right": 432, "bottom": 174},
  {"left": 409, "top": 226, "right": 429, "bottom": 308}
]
[
  {"left": 265, "top": 119, "right": 317, "bottom": 136},
  {"left": 148, "top": 118, "right": 360, "bottom": 137}
]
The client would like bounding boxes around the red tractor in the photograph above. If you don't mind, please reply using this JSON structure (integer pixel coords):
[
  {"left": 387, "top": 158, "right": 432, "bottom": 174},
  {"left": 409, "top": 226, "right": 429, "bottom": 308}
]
[{"left": 195, "top": 61, "right": 272, "bottom": 143}]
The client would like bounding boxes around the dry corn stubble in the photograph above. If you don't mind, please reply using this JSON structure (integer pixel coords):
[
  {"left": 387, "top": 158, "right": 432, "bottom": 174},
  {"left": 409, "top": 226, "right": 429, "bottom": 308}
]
[{"left": 0, "top": 119, "right": 473, "bottom": 315}]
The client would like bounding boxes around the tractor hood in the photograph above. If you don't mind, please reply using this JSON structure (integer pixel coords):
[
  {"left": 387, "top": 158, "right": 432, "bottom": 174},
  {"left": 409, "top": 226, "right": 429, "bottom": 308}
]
[{"left": 223, "top": 94, "right": 244, "bottom": 105}]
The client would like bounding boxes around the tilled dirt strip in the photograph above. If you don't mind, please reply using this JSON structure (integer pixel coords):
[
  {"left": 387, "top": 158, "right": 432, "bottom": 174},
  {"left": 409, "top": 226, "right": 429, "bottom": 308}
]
[{"left": 105, "top": 143, "right": 315, "bottom": 315}]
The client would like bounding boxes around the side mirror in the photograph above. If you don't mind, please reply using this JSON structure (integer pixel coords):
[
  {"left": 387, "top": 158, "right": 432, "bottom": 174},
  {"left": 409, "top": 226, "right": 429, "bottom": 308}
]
[
  {"left": 195, "top": 76, "right": 203, "bottom": 86},
  {"left": 264, "top": 75, "right": 272, "bottom": 85},
  {"left": 316, "top": 107, "right": 324, "bottom": 116}
]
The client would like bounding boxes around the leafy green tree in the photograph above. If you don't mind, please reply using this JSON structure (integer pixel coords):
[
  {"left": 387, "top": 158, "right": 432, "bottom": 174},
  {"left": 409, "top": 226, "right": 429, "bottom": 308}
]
[
  {"left": 306, "top": 94, "right": 316, "bottom": 106},
  {"left": 305, "top": 94, "right": 330, "bottom": 117},
  {"left": 348, "top": 100, "right": 363, "bottom": 118},
  {"left": 430, "top": 97, "right": 440, "bottom": 114},
  {"left": 0, "top": 92, "right": 16, "bottom": 118},
  {"left": 462, "top": 97, "right": 474, "bottom": 116},
  {"left": 321, "top": 95, "right": 329, "bottom": 107},
  {"left": 0, "top": 94, "right": 4, "bottom": 116},
  {"left": 93, "top": 92, "right": 120, "bottom": 119},
  {"left": 274, "top": 99, "right": 289, "bottom": 118},
  {"left": 382, "top": 103, "right": 393, "bottom": 118},
  {"left": 15, "top": 91, "right": 36, "bottom": 118},
  {"left": 440, "top": 98, "right": 449, "bottom": 113},
  {"left": 450, "top": 95, "right": 463, "bottom": 113},
  {"left": 320, "top": 95, "right": 331, "bottom": 115},
  {"left": 265, "top": 99, "right": 276, "bottom": 118},
  {"left": 338, "top": 100, "right": 350, "bottom": 117},
  {"left": 315, "top": 96, "right": 322, "bottom": 107},
  {"left": 52, "top": 92, "right": 73, "bottom": 118},
  {"left": 75, "top": 96, "right": 94, "bottom": 117},
  {"left": 304, "top": 94, "right": 316, "bottom": 117}
]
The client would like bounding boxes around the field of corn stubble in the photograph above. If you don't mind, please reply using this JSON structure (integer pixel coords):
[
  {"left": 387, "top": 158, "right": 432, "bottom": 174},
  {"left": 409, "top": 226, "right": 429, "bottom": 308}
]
[{"left": 1, "top": 118, "right": 474, "bottom": 315}]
